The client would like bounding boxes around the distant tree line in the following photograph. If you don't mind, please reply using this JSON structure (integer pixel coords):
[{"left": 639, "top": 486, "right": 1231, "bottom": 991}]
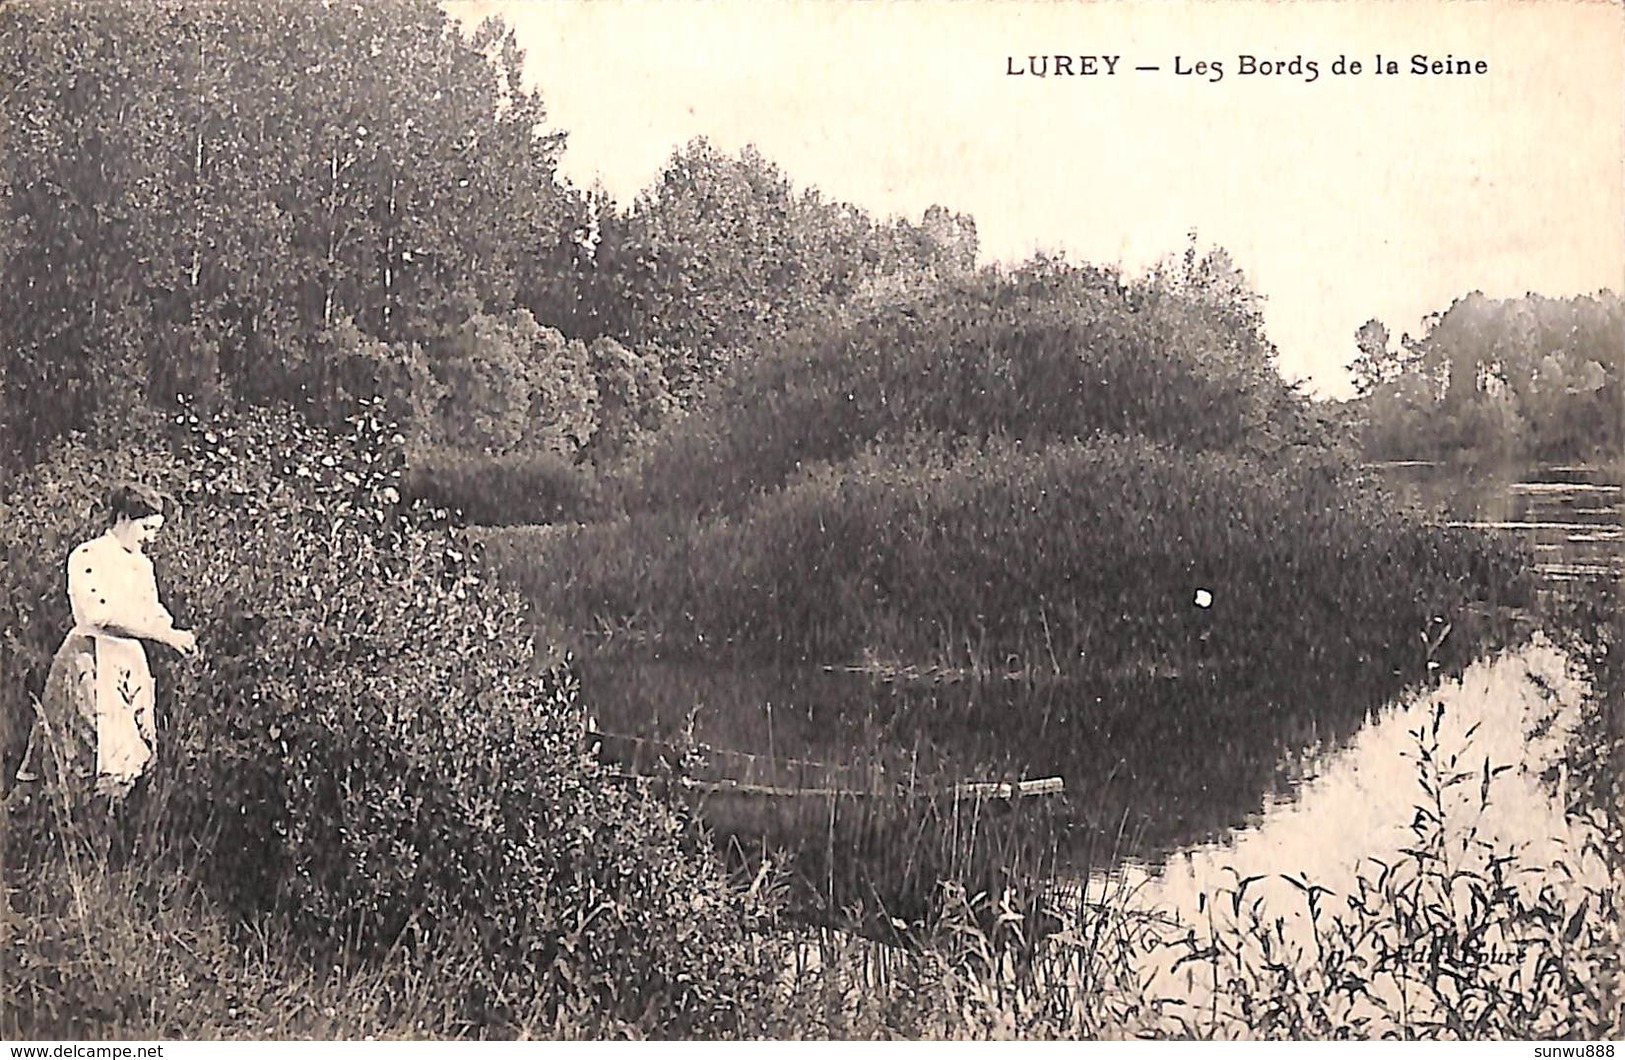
[
  {"left": 1345, "top": 291, "right": 1623, "bottom": 465},
  {"left": 0, "top": 0, "right": 977, "bottom": 473}
]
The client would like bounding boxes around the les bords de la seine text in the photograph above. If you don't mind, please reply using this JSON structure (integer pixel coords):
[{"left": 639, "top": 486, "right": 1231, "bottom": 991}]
[{"left": 1005, "top": 53, "right": 1489, "bottom": 82}]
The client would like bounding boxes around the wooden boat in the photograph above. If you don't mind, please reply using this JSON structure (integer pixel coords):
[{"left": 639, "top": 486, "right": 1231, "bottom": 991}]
[
  {"left": 585, "top": 724, "right": 1064, "bottom": 838},
  {"left": 585, "top": 724, "right": 1069, "bottom": 938}
]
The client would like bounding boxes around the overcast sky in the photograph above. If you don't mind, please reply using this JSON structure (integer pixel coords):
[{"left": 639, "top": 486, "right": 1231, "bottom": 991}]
[{"left": 447, "top": 0, "right": 1623, "bottom": 398}]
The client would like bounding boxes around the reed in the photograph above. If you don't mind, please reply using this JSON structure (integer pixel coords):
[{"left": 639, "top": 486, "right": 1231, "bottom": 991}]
[
  {"left": 490, "top": 433, "right": 1533, "bottom": 694},
  {"left": 9, "top": 618, "right": 1618, "bottom": 1040}
]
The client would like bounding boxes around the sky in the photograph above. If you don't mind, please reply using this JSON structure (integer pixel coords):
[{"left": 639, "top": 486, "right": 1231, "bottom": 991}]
[{"left": 446, "top": 0, "right": 1624, "bottom": 398}]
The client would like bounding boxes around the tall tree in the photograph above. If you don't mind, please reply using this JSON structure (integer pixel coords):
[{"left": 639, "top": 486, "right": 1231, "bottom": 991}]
[
  {"left": 579, "top": 137, "right": 981, "bottom": 400},
  {"left": 1348, "top": 318, "right": 1397, "bottom": 397},
  {"left": 0, "top": 0, "right": 580, "bottom": 459}
]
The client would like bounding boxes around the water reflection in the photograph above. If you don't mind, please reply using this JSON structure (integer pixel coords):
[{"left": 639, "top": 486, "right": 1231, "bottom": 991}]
[
  {"left": 1118, "top": 637, "right": 1606, "bottom": 1027},
  {"left": 1126, "top": 639, "right": 1594, "bottom": 903},
  {"left": 579, "top": 656, "right": 1391, "bottom": 869},
  {"left": 577, "top": 464, "right": 1616, "bottom": 915},
  {"left": 1105, "top": 465, "right": 1615, "bottom": 1000},
  {"left": 1374, "top": 462, "right": 1623, "bottom": 582}
]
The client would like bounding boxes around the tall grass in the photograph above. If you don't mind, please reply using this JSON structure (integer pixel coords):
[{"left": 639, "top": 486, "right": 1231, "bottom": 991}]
[
  {"left": 759, "top": 611, "right": 1623, "bottom": 1040},
  {"left": 402, "top": 447, "right": 608, "bottom": 526},
  {"left": 702, "top": 783, "right": 1069, "bottom": 945},
  {"left": 8, "top": 614, "right": 1618, "bottom": 1040},
  {"left": 490, "top": 432, "right": 1532, "bottom": 686},
  {"left": 592, "top": 727, "right": 1069, "bottom": 946}
]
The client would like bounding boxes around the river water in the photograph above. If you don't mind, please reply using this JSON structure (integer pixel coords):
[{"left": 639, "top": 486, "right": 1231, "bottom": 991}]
[
  {"left": 1103, "top": 463, "right": 1619, "bottom": 1019},
  {"left": 1374, "top": 461, "right": 1622, "bottom": 585},
  {"left": 577, "top": 464, "right": 1620, "bottom": 913}
]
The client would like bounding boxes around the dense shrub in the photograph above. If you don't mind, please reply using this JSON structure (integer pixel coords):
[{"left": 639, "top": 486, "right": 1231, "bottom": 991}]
[
  {"left": 1361, "top": 384, "right": 1533, "bottom": 467},
  {"left": 416, "top": 310, "right": 599, "bottom": 459},
  {"left": 510, "top": 432, "right": 1532, "bottom": 687},
  {"left": 3, "top": 401, "right": 770, "bottom": 1035},
  {"left": 402, "top": 446, "right": 608, "bottom": 526},
  {"left": 583, "top": 336, "right": 674, "bottom": 463},
  {"left": 620, "top": 257, "right": 1336, "bottom": 518}
]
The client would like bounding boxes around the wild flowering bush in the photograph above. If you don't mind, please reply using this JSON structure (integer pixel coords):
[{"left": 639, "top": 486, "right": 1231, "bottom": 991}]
[{"left": 4, "top": 399, "right": 772, "bottom": 1035}]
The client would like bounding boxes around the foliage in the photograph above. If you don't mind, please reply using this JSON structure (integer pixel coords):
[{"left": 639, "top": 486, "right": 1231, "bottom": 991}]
[
  {"left": 619, "top": 255, "right": 1338, "bottom": 519},
  {"left": 402, "top": 447, "right": 607, "bottom": 526},
  {"left": 582, "top": 336, "right": 674, "bottom": 463},
  {"left": 1351, "top": 291, "right": 1623, "bottom": 464},
  {"left": 417, "top": 309, "right": 598, "bottom": 458},
  {"left": 510, "top": 431, "right": 1530, "bottom": 683},
  {"left": 523, "top": 137, "right": 981, "bottom": 403},
  {"left": 1541, "top": 582, "right": 1625, "bottom": 876},
  {"left": 0, "top": 0, "right": 582, "bottom": 463},
  {"left": 3, "top": 403, "right": 773, "bottom": 1034},
  {"left": 1161, "top": 692, "right": 1619, "bottom": 1040},
  {"left": 603, "top": 140, "right": 978, "bottom": 384},
  {"left": 0, "top": 2, "right": 984, "bottom": 472},
  {"left": 1348, "top": 318, "right": 1409, "bottom": 398}
]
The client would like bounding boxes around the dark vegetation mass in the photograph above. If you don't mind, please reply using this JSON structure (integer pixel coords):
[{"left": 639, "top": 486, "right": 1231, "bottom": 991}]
[
  {"left": 498, "top": 254, "right": 1531, "bottom": 692},
  {"left": 1, "top": 0, "right": 1618, "bottom": 1041},
  {"left": 3, "top": 407, "right": 775, "bottom": 1036}
]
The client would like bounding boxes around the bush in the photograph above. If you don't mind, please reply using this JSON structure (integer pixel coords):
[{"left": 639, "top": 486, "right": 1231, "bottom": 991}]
[
  {"left": 583, "top": 336, "right": 674, "bottom": 464},
  {"left": 4, "top": 400, "right": 771, "bottom": 1035},
  {"left": 510, "top": 432, "right": 1534, "bottom": 688},
  {"left": 620, "top": 258, "right": 1331, "bottom": 518},
  {"left": 417, "top": 310, "right": 599, "bottom": 459},
  {"left": 402, "top": 446, "right": 608, "bottom": 526},
  {"left": 1542, "top": 581, "right": 1624, "bottom": 871}
]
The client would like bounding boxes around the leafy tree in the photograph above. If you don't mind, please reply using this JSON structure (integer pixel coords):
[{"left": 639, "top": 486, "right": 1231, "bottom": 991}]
[
  {"left": 1348, "top": 318, "right": 1400, "bottom": 397},
  {"left": 0, "top": 0, "right": 582, "bottom": 460},
  {"left": 622, "top": 140, "right": 815, "bottom": 360},
  {"left": 1135, "top": 236, "right": 1326, "bottom": 458},
  {"left": 561, "top": 138, "right": 981, "bottom": 401},
  {"left": 0, "top": 0, "right": 176, "bottom": 459},
  {"left": 1351, "top": 289, "right": 1621, "bottom": 463},
  {"left": 421, "top": 310, "right": 597, "bottom": 458}
]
